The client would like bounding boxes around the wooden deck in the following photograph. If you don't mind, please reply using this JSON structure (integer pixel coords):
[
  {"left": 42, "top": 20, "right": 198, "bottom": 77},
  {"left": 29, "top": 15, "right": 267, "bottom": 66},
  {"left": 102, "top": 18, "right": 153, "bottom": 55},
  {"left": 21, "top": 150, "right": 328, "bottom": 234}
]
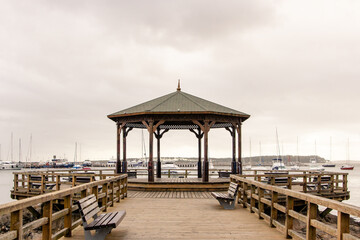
[
  {"left": 128, "top": 177, "right": 230, "bottom": 191},
  {"left": 67, "top": 191, "right": 284, "bottom": 240}
]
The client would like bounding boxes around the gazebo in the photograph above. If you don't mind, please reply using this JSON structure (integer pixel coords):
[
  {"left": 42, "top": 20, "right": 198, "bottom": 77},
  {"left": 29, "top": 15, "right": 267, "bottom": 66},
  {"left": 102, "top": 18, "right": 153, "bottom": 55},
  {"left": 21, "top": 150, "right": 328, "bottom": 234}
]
[{"left": 107, "top": 82, "right": 250, "bottom": 182}]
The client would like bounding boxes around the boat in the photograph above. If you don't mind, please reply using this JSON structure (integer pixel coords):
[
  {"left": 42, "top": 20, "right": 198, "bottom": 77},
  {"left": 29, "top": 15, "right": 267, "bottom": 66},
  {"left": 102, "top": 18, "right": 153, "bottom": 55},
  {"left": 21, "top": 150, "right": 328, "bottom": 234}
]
[
  {"left": 341, "top": 165, "right": 354, "bottom": 170},
  {"left": 341, "top": 138, "right": 354, "bottom": 170},
  {"left": 322, "top": 164, "right": 336, "bottom": 167},
  {"left": 309, "top": 158, "right": 325, "bottom": 171},
  {"left": 0, "top": 161, "right": 21, "bottom": 170},
  {"left": 272, "top": 158, "right": 286, "bottom": 170}
]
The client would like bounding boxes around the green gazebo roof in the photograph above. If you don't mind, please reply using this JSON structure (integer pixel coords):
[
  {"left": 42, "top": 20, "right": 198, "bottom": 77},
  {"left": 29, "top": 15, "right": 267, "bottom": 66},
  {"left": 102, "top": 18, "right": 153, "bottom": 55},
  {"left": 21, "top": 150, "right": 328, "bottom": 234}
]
[{"left": 108, "top": 88, "right": 250, "bottom": 120}]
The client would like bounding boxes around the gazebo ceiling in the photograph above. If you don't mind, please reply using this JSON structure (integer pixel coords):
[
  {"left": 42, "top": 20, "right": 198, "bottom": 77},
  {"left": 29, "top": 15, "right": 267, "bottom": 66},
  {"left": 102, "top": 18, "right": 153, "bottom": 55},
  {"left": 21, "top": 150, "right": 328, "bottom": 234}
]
[{"left": 108, "top": 88, "right": 250, "bottom": 127}]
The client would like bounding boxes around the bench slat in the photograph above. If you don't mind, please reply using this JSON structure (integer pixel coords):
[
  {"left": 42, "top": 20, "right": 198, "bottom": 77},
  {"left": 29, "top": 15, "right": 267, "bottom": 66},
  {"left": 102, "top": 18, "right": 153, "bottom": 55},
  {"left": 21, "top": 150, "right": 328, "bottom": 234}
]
[
  {"left": 93, "top": 212, "right": 117, "bottom": 229},
  {"left": 106, "top": 211, "right": 126, "bottom": 228}
]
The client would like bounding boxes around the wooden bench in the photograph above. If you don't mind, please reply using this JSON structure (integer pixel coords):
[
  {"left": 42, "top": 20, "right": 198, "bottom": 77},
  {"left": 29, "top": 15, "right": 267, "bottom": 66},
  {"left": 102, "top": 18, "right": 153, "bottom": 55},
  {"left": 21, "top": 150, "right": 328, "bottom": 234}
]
[
  {"left": 211, "top": 182, "right": 238, "bottom": 209},
  {"left": 218, "top": 171, "right": 231, "bottom": 178},
  {"left": 29, "top": 175, "right": 57, "bottom": 189},
  {"left": 307, "top": 176, "right": 331, "bottom": 191},
  {"left": 77, "top": 194, "right": 126, "bottom": 240}
]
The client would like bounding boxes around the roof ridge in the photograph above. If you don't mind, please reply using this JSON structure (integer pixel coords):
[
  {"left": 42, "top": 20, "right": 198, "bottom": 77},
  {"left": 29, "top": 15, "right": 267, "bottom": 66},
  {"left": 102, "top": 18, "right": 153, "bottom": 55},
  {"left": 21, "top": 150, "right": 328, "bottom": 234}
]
[
  {"left": 148, "top": 91, "right": 178, "bottom": 111},
  {"left": 179, "top": 92, "right": 208, "bottom": 111}
]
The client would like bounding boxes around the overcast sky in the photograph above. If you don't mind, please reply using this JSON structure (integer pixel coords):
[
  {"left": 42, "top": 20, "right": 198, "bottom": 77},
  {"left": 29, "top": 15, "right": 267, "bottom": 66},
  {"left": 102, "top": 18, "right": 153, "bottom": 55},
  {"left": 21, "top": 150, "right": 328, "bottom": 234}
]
[{"left": 1, "top": 0, "right": 360, "bottom": 162}]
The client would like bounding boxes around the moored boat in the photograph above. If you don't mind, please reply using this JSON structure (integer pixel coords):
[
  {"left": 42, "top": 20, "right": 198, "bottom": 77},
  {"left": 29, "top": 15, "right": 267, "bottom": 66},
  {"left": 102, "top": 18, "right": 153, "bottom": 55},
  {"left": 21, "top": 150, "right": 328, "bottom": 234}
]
[
  {"left": 322, "top": 164, "right": 336, "bottom": 167},
  {"left": 341, "top": 165, "right": 354, "bottom": 170}
]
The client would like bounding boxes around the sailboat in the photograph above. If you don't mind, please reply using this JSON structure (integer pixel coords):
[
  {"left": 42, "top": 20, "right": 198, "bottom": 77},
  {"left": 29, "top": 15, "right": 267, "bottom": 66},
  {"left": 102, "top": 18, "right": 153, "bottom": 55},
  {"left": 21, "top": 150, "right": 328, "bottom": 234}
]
[
  {"left": 272, "top": 128, "right": 286, "bottom": 170},
  {"left": 323, "top": 137, "right": 336, "bottom": 167},
  {"left": 341, "top": 138, "right": 354, "bottom": 170}
]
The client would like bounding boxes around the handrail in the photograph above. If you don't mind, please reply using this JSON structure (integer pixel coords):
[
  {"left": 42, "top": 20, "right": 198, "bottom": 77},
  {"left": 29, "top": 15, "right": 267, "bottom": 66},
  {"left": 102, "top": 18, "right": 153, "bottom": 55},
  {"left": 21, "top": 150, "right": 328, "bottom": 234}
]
[
  {"left": 1, "top": 174, "right": 128, "bottom": 240},
  {"left": 231, "top": 175, "right": 358, "bottom": 240}
]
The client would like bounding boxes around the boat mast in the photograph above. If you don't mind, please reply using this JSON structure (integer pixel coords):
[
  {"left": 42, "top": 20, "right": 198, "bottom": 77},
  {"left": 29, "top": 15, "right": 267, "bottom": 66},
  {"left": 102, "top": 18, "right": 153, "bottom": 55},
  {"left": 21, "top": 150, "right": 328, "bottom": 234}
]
[
  {"left": 11, "top": 132, "right": 13, "bottom": 162},
  {"left": 330, "top": 136, "right": 332, "bottom": 162},
  {"left": 19, "top": 138, "right": 21, "bottom": 163},
  {"left": 259, "top": 141, "right": 262, "bottom": 165},
  {"left": 275, "top": 128, "right": 280, "bottom": 160},
  {"left": 297, "top": 136, "right": 299, "bottom": 164},
  {"left": 249, "top": 137, "right": 252, "bottom": 165},
  {"left": 74, "top": 142, "right": 77, "bottom": 164}
]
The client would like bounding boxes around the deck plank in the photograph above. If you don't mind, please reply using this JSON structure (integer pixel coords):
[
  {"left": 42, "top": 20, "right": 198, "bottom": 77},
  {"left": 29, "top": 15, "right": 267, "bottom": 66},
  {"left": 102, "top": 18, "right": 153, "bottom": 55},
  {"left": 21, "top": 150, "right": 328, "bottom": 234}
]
[{"left": 67, "top": 196, "right": 284, "bottom": 240}]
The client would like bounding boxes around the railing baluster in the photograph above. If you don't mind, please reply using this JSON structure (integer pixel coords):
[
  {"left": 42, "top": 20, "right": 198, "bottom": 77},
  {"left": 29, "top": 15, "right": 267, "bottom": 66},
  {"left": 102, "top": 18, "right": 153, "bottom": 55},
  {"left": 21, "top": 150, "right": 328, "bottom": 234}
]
[
  {"left": 11, "top": 209, "right": 23, "bottom": 240},
  {"left": 42, "top": 200, "right": 53, "bottom": 240},
  {"left": 270, "top": 191, "right": 278, "bottom": 227},
  {"left": 337, "top": 212, "right": 350, "bottom": 240},
  {"left": 285, "top": 196, "right": 294, "bottom": 238},
  {"left": 64, "top": 195, "right": 72, "bottom": 237},
  {"left": 306, "top": 202, "right": 317, "bottom": 240}
]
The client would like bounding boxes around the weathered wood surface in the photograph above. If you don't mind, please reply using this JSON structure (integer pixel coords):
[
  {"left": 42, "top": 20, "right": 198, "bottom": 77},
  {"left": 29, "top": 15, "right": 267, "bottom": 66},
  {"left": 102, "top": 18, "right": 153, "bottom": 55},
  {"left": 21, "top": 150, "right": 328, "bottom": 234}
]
[
  {"left": 67, "top": 196, "right": 284, "bottom": 239},
  {"left": 232, "top": 175, "right": 360, "bottom": 240}
]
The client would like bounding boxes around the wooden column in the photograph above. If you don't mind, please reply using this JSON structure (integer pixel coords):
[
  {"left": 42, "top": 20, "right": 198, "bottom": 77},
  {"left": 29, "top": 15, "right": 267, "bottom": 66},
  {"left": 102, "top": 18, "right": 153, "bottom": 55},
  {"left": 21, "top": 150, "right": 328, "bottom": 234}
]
[
  {"left": 122, "top": 127, "right": 133, "bottom": 173},
  {"left": 235, "top": 121, "right": 243, "bottom": 174},
  {"left": 226, "top": 126, "right": 236, "bottom": 174},
  {"left": 193, "top": 120, "right": 215, "bottom": 182},
  {"left": 190, "top": 127, "right": 204, "bottom": 178},
  {"left": 155, "top": 128, "right": 169, "bottom": 178},
  {"left": 116, "top": 122, "right": 122, "bottom": 174},
  {"left": 143, "top": 120, "right": 164, "bottom": 182}
]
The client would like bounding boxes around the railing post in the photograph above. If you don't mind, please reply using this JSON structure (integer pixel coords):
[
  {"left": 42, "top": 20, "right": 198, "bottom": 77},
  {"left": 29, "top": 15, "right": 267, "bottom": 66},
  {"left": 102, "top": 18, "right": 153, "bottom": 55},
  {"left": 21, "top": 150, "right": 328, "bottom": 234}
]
[
  {"left": 168, "top": 169, "right": 170, "bottom": 178},
  {"left": 27, "top": 174, "right": 30, "bottom": 193},
  {"left": 56, "top": 175, "right": 61, "bottom": 191},
  {"left": 116, "top": 179, "right": 121, "bottom": 202},
  {"left": 185, "top": 170, "right": 188, "bottom": 178},
  {"left": 250, "top": 185, "right": 255, "bottom": 213},
  {"left": 258, "top": 187, "right": 264, "bottom": 219},
  {"left": 11, "top": 210, "right": 23, "bottom": 240},
  {"left": 285, "top": 196, "right": 294, "bottom": 238},
  {"left": 330, "top": 174, "right": 334, "bottom": 193},
  {"left": 110, "top": 181, "right": 114, "bottom": 207},
  {"left": 242, "top": 182, "right": 248, "bottom": 208},
  {"left": 102, "top": 183, "right": 108, "bottom": 212},
  {"left": 124, "top": 175, "right": 128, "bottom": 197},
  {"left": 121, "top": 178, "right": 125, "bottom": 199},
  {"left": 72, "top": 174, "right": 76, "bottom": 187},
  {"left": 41, "top": 174, "right": 45, "bottom": 194},
  {"left": 14, "top": 174, "right": 18, "bottom": 193},
  {"left": 337, "top": 212, "right": 350, "bottom": 240},
  {"left": 42, "top": 200, "right": 53, "bottom": 240},
  {"left": 287, "top": 176, "right": 292, "bottom": 189},
  {"left": 270, "top": 191, "right": 278, "bottom": 227},
  {"left": 306, "top": 202, "right": 317, "bottom": 240},
  {"left": 343, "top": 174, "right": 347, "bottom": 193},
  {"left": 64, "top": 195, "right": 72, "bottom": 237}
]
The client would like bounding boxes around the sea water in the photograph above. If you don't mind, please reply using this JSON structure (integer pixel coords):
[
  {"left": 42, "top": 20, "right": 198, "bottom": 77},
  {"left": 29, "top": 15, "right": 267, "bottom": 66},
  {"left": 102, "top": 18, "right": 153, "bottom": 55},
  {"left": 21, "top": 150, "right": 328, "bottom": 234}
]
[{"left": 1, "top": 165, "right": 360, "bottom": 206}]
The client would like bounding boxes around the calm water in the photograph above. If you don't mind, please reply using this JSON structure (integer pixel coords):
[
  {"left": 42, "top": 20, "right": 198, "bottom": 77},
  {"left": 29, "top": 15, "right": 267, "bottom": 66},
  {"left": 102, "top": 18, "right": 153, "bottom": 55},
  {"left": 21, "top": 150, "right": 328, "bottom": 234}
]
[{"left": 1, "top": 165, "right": 360, "bottom": 206}]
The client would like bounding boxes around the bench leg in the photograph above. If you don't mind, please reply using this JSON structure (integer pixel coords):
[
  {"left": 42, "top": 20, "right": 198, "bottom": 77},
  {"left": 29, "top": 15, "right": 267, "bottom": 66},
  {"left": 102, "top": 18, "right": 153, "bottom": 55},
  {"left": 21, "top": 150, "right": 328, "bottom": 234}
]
[
  {"left": 84, "top": 227, "right": 112, "bottom": 240},
  {"left": 217, "top": 199, "right": 236, "bottom": 210}
]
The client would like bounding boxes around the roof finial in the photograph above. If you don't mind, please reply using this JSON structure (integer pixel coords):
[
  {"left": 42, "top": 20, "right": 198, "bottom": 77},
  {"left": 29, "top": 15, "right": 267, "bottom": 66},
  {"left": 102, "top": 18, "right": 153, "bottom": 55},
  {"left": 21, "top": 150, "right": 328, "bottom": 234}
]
[{"left": 177, "top": 79, "right": 181, "bottom": 91}]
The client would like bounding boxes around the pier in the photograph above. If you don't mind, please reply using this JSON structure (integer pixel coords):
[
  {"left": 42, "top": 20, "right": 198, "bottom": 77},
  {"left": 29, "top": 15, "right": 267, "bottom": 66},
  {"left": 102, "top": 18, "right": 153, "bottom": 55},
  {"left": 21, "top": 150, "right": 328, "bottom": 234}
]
[{"left": 3, "top": 169, "right": 359, "bottom": 240}]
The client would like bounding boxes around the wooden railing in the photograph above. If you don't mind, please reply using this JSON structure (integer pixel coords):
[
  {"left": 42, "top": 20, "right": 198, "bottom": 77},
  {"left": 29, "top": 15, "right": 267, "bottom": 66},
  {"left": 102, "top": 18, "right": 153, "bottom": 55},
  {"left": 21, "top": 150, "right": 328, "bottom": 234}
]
[
  {"left": 2, "top": 174, "right": 127, "bottom": 240},
  {"left": 231, "top": 175, "right": 358, "bottom": 240},
  {"left": 238, "top": 172, "right": 348, "bottom": 199},
  {"left": 12, "top": 171, "right": 126, "bottom": 199}
]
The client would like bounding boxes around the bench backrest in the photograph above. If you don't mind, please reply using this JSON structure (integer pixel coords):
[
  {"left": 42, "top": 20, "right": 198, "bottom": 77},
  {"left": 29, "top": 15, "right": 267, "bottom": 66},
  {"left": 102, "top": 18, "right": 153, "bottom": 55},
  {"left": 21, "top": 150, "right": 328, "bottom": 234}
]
[
  {"left": 77, "top": 194, "right": 100, "bottom": 223},
  {"left": 227, "top": 182, "right": 238, "bottom": 198},
  {"left": 313, "top": 176, "right": 331, "bottom": 182}
]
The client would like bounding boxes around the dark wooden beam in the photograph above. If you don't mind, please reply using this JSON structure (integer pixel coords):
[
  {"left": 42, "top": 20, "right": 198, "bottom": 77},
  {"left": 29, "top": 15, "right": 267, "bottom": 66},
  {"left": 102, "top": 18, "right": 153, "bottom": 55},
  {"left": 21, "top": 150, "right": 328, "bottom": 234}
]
[
  {"left": 192, "top": 120, "right": 215, "bottom": 182},
  {"left": 154, "top": 128, "right": 169, "bottom": 178},
  {"left": 122, "top": 127, "right": 133, "bottom": 173},
  {"left": 189, "top": 128, "right": 203, "bottom": 178},
  {"left": 226, "top": 126, "right": 236, "bottom": 174},
  {"left": 116, "top": 122, "right": 126, "bottom": 174}
]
